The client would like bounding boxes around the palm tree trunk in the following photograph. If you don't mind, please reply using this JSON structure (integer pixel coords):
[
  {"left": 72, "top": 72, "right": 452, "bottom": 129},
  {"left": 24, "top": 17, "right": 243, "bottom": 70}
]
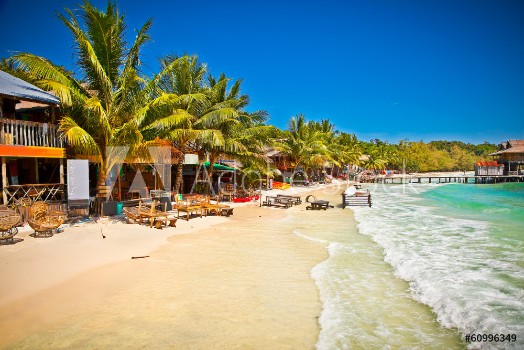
[
  {"left": 173, "top": 157, "right": 184, "bottom": 195},
  {"left": 94, "top": 167, "right": 108, "bottom": 215},
  {"left": 207, "top": 155, "right": 216, "bottom": 195}
]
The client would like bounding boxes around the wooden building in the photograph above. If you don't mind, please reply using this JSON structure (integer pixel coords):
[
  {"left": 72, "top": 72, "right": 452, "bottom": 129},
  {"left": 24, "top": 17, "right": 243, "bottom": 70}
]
[
  {"left": 474, "top": 161, "right": 504, "bottom": 176},
  {"left": 0, "top": 70, "right": 64, "bottom": 205},
  {"left": 489, "top": 140, "right": 524, "bottom": 176}
]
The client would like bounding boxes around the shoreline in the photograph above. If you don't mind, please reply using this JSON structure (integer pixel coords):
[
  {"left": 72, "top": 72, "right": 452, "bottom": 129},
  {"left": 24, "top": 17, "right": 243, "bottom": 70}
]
[{"left": 0, "top": 184, "right": 348, "bottom": 348}]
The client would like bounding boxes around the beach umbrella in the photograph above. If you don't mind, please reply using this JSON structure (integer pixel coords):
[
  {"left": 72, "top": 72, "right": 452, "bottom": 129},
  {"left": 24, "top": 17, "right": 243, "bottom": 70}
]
[{"left": 203, "top": 161, "right": 235, "bottom": 171}]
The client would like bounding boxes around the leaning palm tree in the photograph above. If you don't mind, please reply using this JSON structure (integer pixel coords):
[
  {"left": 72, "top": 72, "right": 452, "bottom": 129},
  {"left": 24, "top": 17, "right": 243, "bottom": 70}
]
[{"left": 9, "top": 1, "right": 186, "bottom": 210}]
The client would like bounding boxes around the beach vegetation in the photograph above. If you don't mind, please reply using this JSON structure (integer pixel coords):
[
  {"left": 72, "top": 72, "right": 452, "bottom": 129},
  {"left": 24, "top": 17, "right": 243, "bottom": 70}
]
[
  {"left": 273, "top": 114, "right": 333, "bottom": 175},
  {"left": 1, "top": 0, "right": 502, "bottom": 194},
  {"left": 7, "top": 1, "right": 198, "bottom": 206}
]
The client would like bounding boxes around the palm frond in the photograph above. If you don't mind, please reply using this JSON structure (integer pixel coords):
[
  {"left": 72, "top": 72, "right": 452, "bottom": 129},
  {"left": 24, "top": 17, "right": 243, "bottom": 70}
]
[{"left": 59, "top": 116, "right": 100, "bottom": 155}]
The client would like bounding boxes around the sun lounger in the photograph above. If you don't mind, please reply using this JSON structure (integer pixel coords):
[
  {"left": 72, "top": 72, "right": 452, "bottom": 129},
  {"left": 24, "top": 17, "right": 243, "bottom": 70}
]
[
  {"left": 123, "top": 206, "right": 140, "bottom": 224},
  {"left": 138, "top": 201, "right": 168, "bottom": 228}
]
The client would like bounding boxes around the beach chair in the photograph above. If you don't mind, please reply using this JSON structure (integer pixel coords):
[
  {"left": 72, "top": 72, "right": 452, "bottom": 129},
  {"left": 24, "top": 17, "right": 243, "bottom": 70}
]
[
  {"left": 174, "top": 196, "right": 204, "bottom": 221},
  {"left": 138, "top": 201, "right": 168, "bottom": 228},
  {"left": 27, "top": 201, "right": 66, "bottom": 237},
  {"left": 219, "top": 184, "right": 235, "bottom": 202},
  {"left": 123, "top": 206, "right": 140, "bottom": 224},
  {"left": 201, "top": 196, "right": 231, "bottom": 216},
  {"left": 0, "top": 209, "right": 20, "bottom": 244}
]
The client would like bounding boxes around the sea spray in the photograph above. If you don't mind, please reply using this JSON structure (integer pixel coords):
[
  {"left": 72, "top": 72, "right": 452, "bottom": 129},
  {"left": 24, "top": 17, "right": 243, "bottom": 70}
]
[{"left": 351, "top": 183, "right": 524, "bottom": 350}]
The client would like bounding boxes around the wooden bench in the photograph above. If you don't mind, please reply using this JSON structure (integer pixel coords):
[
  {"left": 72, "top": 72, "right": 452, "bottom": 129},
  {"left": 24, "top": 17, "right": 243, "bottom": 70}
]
[
  {"left": 276, "top": 194, "right": 301, "bottom": 205},
  {"left": 263, "top": 196, "right": 292, "bottom": 208},
  {"left": 154, "top": 215, "right": 177, "bottom": 229},
  {"left": 201, "top": 196, "right": 231, "bottom": 216},
  {"left": 306, "top": 200, "right": 333, "bottom": 210},
  {"left": 174, "top": 198, "right": 204, "bottom": 221}
]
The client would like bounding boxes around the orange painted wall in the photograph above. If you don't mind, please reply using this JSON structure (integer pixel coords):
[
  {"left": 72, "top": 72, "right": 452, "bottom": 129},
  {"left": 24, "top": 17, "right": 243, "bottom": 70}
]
[{"left": 0, "top": 145, "right": 66, "bottom": 158}]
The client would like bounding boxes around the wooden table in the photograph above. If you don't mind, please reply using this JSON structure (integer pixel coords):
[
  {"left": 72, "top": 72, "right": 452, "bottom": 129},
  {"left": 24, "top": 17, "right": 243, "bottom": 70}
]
[{"left": 306, "top": 200, "right": 332, "bottom": 210}]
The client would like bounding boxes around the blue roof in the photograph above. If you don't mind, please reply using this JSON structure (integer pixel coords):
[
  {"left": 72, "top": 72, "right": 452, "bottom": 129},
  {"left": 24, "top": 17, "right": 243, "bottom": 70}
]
[{"left": 0, "top": 70, "right": 60, "bottom": 105}]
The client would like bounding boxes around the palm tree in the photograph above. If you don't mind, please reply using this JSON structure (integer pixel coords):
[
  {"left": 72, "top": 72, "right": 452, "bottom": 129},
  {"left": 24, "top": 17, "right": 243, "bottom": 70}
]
[
  {"left": 197, "top": 73, "right": 271, "bottom": 188},
  {"left": 273, "top": 115, "right": 331, "bottom": 181},
  {"left": 334, "top": 132, "right": 362, "bottom": 177},
  {"left": 139, "top": 54, "right": 210, "bottom": 194},
  {"left": 9, "top": 1, "right": 187, "bottom": 209}
]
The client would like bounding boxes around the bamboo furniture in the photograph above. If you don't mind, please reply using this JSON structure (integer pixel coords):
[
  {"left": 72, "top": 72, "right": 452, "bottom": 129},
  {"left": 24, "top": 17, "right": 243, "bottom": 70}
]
[
  {"left": 138, "top": 201, "right": 168, "bottom": 228},
  {"left": 174, "top": 196, "right": 204, "bottom": 221},
  {"left": 27, "top": 201, "right": 66, "bottom": 237},
  {"left": 200, "top": 196, "right": 230, "bottom": 216},
  {"left": 123, "top": 206, "right": 140, "bottom": 224},
  {"left": 0, "top": 209, "right": 20, "bottom": 243}
]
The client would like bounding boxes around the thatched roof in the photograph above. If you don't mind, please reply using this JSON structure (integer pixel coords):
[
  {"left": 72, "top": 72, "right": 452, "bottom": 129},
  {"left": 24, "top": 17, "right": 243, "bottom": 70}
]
[{"left": 490, "top": 140, "right": 524, "bottom": 156}]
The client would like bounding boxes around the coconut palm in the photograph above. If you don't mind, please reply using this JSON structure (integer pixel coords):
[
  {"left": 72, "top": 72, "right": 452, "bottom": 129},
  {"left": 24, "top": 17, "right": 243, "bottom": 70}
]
[
  {"left": 138, "top": 54, "right": 211, "bottom": 193},
  {"left": 9, "top": 1, "right": 188, "bottom": 208},
  {"left": 273, "top": 115, "right": 331, "bottom": 178},
  {"left": 197, "top": 73, "right": 271, "bottom": 184},
  {"left": 334, "top": 132, "right": 362, "bottom": 176}
]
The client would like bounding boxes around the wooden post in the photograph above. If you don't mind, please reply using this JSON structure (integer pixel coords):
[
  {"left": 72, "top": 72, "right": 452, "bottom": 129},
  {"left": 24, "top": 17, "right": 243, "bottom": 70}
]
[
  {"left": 35, "top": 158, "right": 40, "bottom": 183},
  {"left": 59, "top": 158, "right": 65, "bottom": 185},
  {"left": 117, "top": 172, "right": 121, "bottom": 201},
  {"left": 1, "top": 157, "right": 7, "bottom": 204}
]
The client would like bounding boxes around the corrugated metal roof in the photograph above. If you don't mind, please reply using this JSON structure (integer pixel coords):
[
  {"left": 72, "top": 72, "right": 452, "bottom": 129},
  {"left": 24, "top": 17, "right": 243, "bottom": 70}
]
[{"left": 0, "top": 70, "right": 60, "bottom": 105}]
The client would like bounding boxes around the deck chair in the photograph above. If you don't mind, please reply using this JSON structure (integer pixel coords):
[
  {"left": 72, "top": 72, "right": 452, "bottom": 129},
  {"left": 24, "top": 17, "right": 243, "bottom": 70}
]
[{"left": 138, "top": 200, "right": 168, "bottom": 228}]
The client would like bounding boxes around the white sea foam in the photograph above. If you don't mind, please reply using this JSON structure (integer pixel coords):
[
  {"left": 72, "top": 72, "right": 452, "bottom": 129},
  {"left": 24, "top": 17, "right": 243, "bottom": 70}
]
[{"left": 351, "top": 184, "right": 524, "bottom": 350}]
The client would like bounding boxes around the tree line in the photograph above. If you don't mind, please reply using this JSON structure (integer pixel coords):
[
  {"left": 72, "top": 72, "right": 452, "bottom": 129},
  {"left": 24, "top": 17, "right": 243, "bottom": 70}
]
[{"left": 1, "top": 0, "right": 497, "bottom": 199}]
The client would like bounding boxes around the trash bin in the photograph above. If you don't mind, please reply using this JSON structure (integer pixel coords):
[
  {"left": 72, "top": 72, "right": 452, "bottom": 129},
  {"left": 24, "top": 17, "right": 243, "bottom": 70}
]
[{"left": 116, "top": 202, "right": 123, "bottom": 215}]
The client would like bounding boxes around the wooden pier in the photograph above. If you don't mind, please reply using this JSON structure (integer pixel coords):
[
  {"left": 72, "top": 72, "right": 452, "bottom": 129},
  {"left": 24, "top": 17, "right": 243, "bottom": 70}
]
[{"left": 373, "top": 175, "right": 524, "bottom": 184}]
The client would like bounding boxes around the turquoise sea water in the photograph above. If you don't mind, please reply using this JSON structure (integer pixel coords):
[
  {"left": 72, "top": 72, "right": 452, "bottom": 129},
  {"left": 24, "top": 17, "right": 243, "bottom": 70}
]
[{"left": 298, "top": 183, "right": 523, "bottom": 349}]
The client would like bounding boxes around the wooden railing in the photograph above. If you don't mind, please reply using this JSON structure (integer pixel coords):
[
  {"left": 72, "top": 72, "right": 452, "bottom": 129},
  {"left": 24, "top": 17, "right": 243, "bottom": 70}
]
[
  {"left": 0, "top": 119, "right": 63, "bottom": 147},
  {"left": 2, "top": 183, "right": 65, "bottom": 206}
]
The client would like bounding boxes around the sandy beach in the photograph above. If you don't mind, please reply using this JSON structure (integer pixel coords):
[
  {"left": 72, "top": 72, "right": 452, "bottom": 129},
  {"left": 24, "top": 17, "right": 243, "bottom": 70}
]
[{"left": 0, "top": 185, "right": 343, "bottom": 349}]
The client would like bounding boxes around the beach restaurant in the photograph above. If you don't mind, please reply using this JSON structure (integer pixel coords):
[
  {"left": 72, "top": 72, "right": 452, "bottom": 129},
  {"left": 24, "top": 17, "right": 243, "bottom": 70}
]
[
  {"left": 488, "top": 140, "right": 524, "bottom": 176},
  {"left": 0, "top": 70, "right": 64, "bottom": 208}
]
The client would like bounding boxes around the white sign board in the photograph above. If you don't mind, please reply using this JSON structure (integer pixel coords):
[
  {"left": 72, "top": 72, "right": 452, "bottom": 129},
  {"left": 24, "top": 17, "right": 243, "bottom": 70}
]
[
  {"left": 184, "top": 154, "right": 199, "bottom": 164},
  {"left": 67, "top": 159, "right": 89, "bottom": 200}
]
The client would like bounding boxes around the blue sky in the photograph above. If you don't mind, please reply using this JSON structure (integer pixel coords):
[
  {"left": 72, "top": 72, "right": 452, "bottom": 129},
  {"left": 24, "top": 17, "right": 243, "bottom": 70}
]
[{"left": 1, "top": 0, "right": 523, "bottom": 144}]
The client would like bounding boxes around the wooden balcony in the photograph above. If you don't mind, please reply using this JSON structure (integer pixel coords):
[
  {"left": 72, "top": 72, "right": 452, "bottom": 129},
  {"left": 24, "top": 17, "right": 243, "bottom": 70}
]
[{"left": 0, "top": 118, "right": 63, "bottom": 148}]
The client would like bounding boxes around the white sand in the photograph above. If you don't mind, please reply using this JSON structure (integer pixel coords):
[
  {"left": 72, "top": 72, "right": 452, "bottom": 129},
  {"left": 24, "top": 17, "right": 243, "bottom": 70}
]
[
  {"left": 0, "top": 215, "right": 229, "bottom": 307},
  {"left": 0, "top": 183, "right": 347, "bottom": 349}
]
